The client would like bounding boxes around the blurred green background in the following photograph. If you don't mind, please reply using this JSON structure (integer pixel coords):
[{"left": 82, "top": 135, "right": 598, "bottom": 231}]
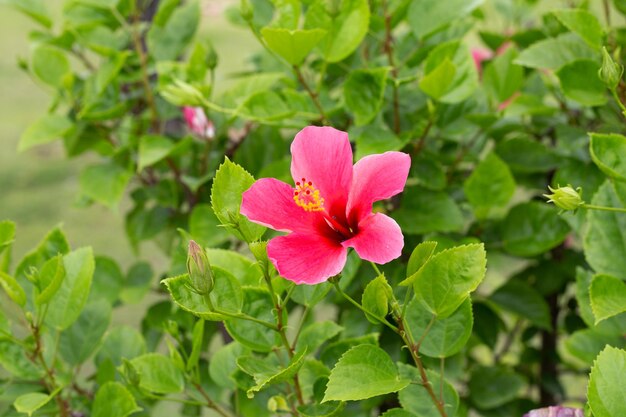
[{"left": 0, "top": 0, "right": 258, "bottom": 269}]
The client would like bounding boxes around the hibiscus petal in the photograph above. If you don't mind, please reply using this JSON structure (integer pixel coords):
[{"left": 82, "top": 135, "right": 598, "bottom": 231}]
[
  {"left": 241, "top": 178, "right": 319, "bottom": 233},
  {"left": 290, "top": 126, "right": 353, "bottom": 219},
  {"left": 342, "top": 213, "right": 404, "bottom": 264},
  {"left": 347, "top": 151, "right": 410, "bottom": 223},
  {"left": 267, "top": 233, "right": 347, "bottom": 285}
]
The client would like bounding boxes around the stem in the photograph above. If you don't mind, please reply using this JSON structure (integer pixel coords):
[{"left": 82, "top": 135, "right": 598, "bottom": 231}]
[
  {"left": 381, "top": 0, "right": 400, "bottom": 133},
  {"left": 260, "top": 263, "right": 305, "bottom": 408},
  {"left": 294, "top": 65, "right": 328, "bottom": 124},
  {"left": 494, "top": 319, "right": 522, "bottom": 364},
  {"left": 193, "top": 382, "right": 235, "bottom": 417},
  {"left": 412, "top": 116, "right": 434, "bottom": 158},
  {"left": 129, "top": 12, "right": 160, "bottom": 132},
  {"left": 582, "top": 203, "right": 626, "bottom": 213},
  {"left": 396, "top": 316, "right": 448, "bottom": 417},
  {"left": 603, "top": 0, "right": 611, "bottom": 27},
  {"left": 611, "top": 89, "right": 626, "bottom": 115}
]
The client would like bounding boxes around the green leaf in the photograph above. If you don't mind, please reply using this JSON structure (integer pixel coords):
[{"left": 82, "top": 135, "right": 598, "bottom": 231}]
[
  {"left": 35, "top": 255, "right": 65, "bottom": 306},
  {"left": 565, "top": 329, "right": 624, "bottom": 365},
  {"left": 344, "top": 67, "right": 390, "bottom": 126},
  {"left": 0, "top": 338, "right": 42, "bottom": 379},
  {"left": 31, "top": 44, "right": 71, "bottom": 88},
  {"left": 89, "top": 256, "right": 124, "bottom": 304},
  {"left": 407, "top": 0, "right": 483, "bottom": 39},
  {"left": 162, "top": 268, "right": 243, "bottom": 321},
  {"left": 398, "top": 364, "right": 459, "bottom": 417},
  {"left": 238, "top": 90, "right": 294, "bottom": 122},
  {"left": 469, "top": 366, "right": 525, "bottom": 409},
  {"left": 413, "top": 244, "right": 486, "bottom": 318},
  {"left": 0, "top": 271, "right": 26, "bottom": 307},
  {"left": 296, "top": 321, "right": 344, "bottom": 354},
  {"left": 14, "top": 391, "right": 57, "bottom": 416},
  {"left": 380, "top": 410, "right": 416, "bottom": 417},
  {"left": 15, "top": 226, "right": 69, "bottom": 280},
  {"left": 119, "top": 262, "right": 153, "bottom": 304},
  {"left": 463, "top": 152, "right": 516, "bottom": 219},
  {"left": 419, "top": 58, "right": 456, "bottom": 100},
  {"left": 584, "top": 181, "right": 626, "bottom": 280},
  {"left": 189, "top": 204, "right": 231, "bottom": 248},
  {"left": 393, "top": 187, "right": 464, "bottom": 235},
  {"left": 489, "top": 280, "right": 551, "bottom": 330},
  {"left": 186, "top": 319, "right": 204, "bottom": 371},
  {"left": 59, "top": 300, "right": 111, "bottom": 365},
  {"left": 261, "top": 28, "right": 326, "bottom": 65},
  {"left": 403, "top": 241, "right": 438, "bottom": 284},
  {"left": 552, "top": 9, "right": 603, "bottom": 49},
  {"left": 590, "top": 274, "right": 626, "bottom": 324},
  {"left": 130, "top": 353, "right": 184, "bottom": 394},
  {"left": 96, "top": 326, "right": 147, "bottom": 367},
  {"left": 238, "top": 349, "right": 307, "bottom": 398},
  {"left": 79, "top": 162, "right": 132, "bottom": 209},
  {"left": 351, "top": 124, "right": 407, "bottom": 161},
  {"left": 361, "top": 274, "right": 392, "bottom": 323},
  {"left": 590, "top": 133, "right": 626, "bottom": 181},
  {"left": 297, "top": 402, "right": 345, "bottom": 417},
  {"left": 421, "top": 40, "right": 478, "bottom": 103},
  {"left": 211, "top": 158, "right": 265, "bottom": 242},
  {"left": 225, "top": 287, "right": 279, "bottom": 352},
  {"left": 46, "top": 247, "right": 95, "bottom": 330},
  {"left": 469, "top": 366, "right": 526, "bottom": 410},
  {"left": 18, "top": 115, "right": 73, "bottom": 152},
  {"left": 557, "top": 60, "right": 607, "bottom": 106},
  {"left": 406, "top": 298, "right": 472, "bottom": 358},
  {"left": 92, "top": 382, "right": 141, "bottom": 417},
  {"left": 495, "top": 136, "right": 559, "bottom": 173},
  {"left": 483, "top": 48, "right": 524, "bottom": 103},
  {"left": 205, "top": 248, "right": 262, "bottom": 286},
  {"left": 137, "top": 135, "right": 177, "bottom": 171},
  {"left": 515, "top": 33, "right": 596, "bottom": 70},
  {"left": 291, "top": 282, "right": 332, "bottom": 307},
  {"left": 210, "top": 342, "right": 248, "bottom": 389},
  {"left": 502, "top": 202, "right": 570, "bottom": 257},
  {"left": 147, "top": 1, "right": 200, "bottom": 61},
  {"left": 323, "top": 344, "right": 410, "bottom": 402},
  {"left": 588, "top": 346, "right": 626, "bottom": 417},
  {"left": 2, "top": 0, "right": 52, "bottom": 27},
  {"left": 304, "top": 0, "right": 370, "bottom": 63}
]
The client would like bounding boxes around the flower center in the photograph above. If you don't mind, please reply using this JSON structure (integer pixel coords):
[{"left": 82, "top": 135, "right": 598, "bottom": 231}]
[{"left": 293, "top": 178, "right": 324, "bottom": 212}]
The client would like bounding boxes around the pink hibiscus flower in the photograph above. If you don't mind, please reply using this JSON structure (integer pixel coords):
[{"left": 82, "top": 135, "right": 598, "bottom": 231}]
[
  {"left": 182, "top": 106, "right": 215, "bottom": 138},
  {"left": 240, "top": 126, "right": 410, "bottom": 285},
  {"left": 523, "top": 406, "right": 583, "bottom": 417}
]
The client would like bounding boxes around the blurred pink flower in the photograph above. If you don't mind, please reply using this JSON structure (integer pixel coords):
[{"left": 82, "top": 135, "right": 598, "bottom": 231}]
[
  {"left": 524, "top": 406, "right": 584, "bottom": 417},
  {"left": 182, "top": 106, "right": 215, "bottom": 139},
  {"left": 471, "top": 47, "right": 494, "bottom": 74},
  {"left": 241, "top": 126, "right": 410, "bottom": 285}
]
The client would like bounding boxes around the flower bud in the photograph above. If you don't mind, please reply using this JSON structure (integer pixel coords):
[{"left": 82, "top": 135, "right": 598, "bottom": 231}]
[
  {"left": 206, "top": 42, "right": 218, "bottom": 71},
  {"left": 598, "top": 47, "right": 623, "bottom": 91},
  {"left": 523, "top": 406, "right": 583, "bottom": 417},
  {"left": 544, "top": 185, "right": 584, "bottom": 211},
  {"left": 240, "top": 0, "right": 253, "bottom": 21},
  {"left": 182, "top": 106, "right": 215, "bottom": 139},
  {"left": 186, "top": 240, "right": 214, "bottom": 295},
  {"left": 160, "top": 79, "right": 205, "bottom": 107}
]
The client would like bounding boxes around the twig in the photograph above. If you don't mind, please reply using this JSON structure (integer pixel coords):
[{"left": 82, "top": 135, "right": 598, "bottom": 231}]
[
  {"left": 294, "top": 65, "right": 328, "bottom": 124},
  {"left": 382, "top": 0, "right": 400, "bottom": 133}
]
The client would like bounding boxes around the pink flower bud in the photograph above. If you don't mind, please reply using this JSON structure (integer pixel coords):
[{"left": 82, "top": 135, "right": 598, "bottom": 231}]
[
  {"left": 182, "top": 106, "right": 215, "bottom": 139},
  {"left": 471, "top": 47, "right": 494, "bottom": 74},
  {"left": 524, "top": 406, "right": 584, "bottom": 417}
]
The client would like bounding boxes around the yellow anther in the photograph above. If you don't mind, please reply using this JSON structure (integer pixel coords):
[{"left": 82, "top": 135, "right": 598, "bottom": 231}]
[{"left": 293, "top": 178, "right": 324, "bottom": 212}]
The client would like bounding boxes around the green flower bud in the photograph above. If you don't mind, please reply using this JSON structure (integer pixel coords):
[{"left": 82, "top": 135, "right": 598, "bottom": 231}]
[
  {"left": 186, "top": 240, "right": 214, "bottom": 295},
  {"left": 206, "top": 41, "right": 218, "bottom": 71},
  {"left": 544, "top": 185, "right": 584, "bottom": 211},
  {"left": 598, "top": 47, "right": 623, "bottom": 91},
  {"left": 160, "top": 79, "right": 205, "bottom": 107},
  {"left": 240, "top": 0, "right": 253, "bottom": 21}
]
